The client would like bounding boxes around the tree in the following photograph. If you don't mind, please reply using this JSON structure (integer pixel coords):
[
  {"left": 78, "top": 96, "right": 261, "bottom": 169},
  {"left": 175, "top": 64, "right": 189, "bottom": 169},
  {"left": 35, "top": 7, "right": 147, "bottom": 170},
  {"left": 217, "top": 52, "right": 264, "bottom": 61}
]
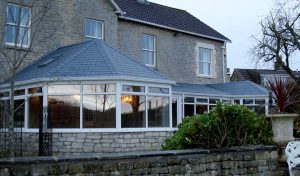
[
  {"left": 252, "top": 0, "right": 300, "bottom": 83},
  {"left": 0, "top": 0, "right": 53, "bottom": 157}
]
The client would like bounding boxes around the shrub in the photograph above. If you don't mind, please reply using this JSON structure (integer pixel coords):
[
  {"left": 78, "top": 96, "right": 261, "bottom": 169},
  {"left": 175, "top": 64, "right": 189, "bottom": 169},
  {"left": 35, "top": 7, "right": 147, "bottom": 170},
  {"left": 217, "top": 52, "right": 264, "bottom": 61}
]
[{"left": 162, "top": 103, "right": 273, "bottom": 150}]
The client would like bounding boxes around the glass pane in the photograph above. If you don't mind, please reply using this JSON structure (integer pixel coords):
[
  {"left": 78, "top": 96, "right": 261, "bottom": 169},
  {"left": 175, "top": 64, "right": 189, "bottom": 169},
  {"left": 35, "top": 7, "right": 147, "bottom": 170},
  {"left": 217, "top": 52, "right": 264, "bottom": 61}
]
[
  {"left": 184, "top": 97, "right": 194, "bottom": 103},
  {"left": 83, "top": 84, "right": 115, "bottom": 93},
  {"left": 0, "top": 100, "right": 9, "bottom": 128},
  {"left": 14, "top": 89, "right": 25, "bottom": 96},
  {"left": 149, "top": 87, "right": 169, "bottom": 94},
  {"left": 0, "top": 92, "right": 9, "bottom": 98},
  {"left": 18, "top": 27, "right": 29, "bottom": 46},
  {"left": 148, "top": 51, "right": 154, "bottom": 65},
  {"left": 199, "top": 48, "right": 212, "bottom": 63},
  {"left": 6, "top": 25, "right": 15, "bottom": 43},
  {"left": 148, "top": 36, "right": 154, "bottom": 50},
  {"left": 209, "top": 98, "right": 219, "bottom": 104},
  {"left": 141, "top": 35, "right": 146, "bottom": 49},
  {"left": 28, "top": 96, "right": 43, "bottom": 128},
  {"left": 121, "top": 95, "right": 146, "bottom": 128},
  {"left": 20, "top": 7, "right": 30, "bottom": 26},
  {"left": 243, "top": 99, "right": 253, "bottom": 105},
  {"left": 255, "top": 99, "right": 265, "bottom": 105},
  {"left": 85, "top": 20, "right": 91, "bottom": 36},
  {"left": 196, "top": 98, "right": 208, "bottom": 103},
  {"left": 142, "top": 51, "right": 148, "bottom": 65},
  {"left": 83, "top": 95, "right": 116, "bottom": 128},
  {"left": 48, "top": 85, "right": 80, "bottom": 94},
  {"left": 7, "top": 5, "right": 18, "bottom": 24},
  {"left": 172, "top": 98, "right": 177, "bottom": 127},
  {"left": 234, "top": 99, "right": 240, "bottom": 104},
  {"left": 184, "top": 104, "right": 194, "bottom": 117},
  {"left": 222, "top": 100, "right": 231, "bottom": 104},
  {"left": 148, "top": 96, "right": 169, "bottom": 127},
  {"left": 29, "top": 87, "right": 42, "bottom": 94},
  {"left": 196, "top": 104, "right": 208, "bottom": 115},
  {"left": 48, "top": 96, "right": 80, "bottom": 128},
  {"left": 122, "top": 85, "right": 145, "bottom": 92},
  {"left": 14, "top": 99, "right": 25, "bottom": 127}
]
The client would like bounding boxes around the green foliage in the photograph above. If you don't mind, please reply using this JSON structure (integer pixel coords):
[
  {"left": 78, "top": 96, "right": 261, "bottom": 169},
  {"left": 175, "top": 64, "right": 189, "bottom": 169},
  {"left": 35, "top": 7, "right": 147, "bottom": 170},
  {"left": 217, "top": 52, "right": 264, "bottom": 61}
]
[{"left": 162, "top": 103, "right": 273, "bottom": 150}]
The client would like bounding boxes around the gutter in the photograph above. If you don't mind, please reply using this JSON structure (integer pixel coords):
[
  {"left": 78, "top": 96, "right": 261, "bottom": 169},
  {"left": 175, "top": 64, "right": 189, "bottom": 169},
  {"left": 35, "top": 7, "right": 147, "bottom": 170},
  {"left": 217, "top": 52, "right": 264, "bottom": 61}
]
[
  {"left": 118, "top": 16, "right": 232, "bottom": 43},
  {"left": 0, "top": 76, "right": 176, "bottom": 89}
]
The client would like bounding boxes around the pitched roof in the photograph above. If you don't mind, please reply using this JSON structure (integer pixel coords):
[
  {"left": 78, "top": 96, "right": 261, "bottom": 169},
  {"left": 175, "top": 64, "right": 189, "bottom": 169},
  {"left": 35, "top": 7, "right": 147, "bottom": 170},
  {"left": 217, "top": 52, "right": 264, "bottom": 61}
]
[
  {"left": 6, "top": 39, "right": 173, "bottom": 84},
  {"left": 230, "top": 68, "right": 299, "bottom": 84},
  {"left": 114, "top": 0, "right": 230, "bottom": 42},
  {"left": 173, "top": 81, "right": 268, "bottom": 97}
]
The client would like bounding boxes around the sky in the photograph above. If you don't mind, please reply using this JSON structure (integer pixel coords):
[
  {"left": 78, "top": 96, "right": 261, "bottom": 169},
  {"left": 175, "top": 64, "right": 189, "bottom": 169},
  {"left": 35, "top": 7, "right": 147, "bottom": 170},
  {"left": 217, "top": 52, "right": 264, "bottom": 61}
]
[{"left": 150, "top": 0, "right": 300, "bottom": 72}]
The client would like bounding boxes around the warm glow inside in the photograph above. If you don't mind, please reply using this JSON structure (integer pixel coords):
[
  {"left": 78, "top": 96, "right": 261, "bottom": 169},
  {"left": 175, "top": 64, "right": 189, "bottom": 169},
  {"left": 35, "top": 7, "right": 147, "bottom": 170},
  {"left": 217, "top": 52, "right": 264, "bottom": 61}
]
[{"left": 121, "top": 95, "right": 133, "bottom": 104}]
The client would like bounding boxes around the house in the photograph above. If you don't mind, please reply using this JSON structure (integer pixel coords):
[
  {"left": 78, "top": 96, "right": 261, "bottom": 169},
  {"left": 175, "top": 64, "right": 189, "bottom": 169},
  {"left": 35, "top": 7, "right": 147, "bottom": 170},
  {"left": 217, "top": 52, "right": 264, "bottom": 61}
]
[
  {"left": 231, "top": 68, "right": 299, "bottom": 86},
  {"left": 0, "top": 0, "right": 269, "bottom": 155}
]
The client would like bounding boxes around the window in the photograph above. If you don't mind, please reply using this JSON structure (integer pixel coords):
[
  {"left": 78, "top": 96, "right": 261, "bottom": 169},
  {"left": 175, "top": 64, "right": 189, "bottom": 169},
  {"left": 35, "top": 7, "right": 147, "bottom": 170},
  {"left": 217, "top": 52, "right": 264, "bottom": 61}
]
[
  {"left": 85, "top": 19, "right": 104, "bottom": 39},
  {"left": 148, "top": 96, "right": 169, "bottom": 127},
  {"left": 82, "top": 84, "right": 116, "bottom": 128},
  {"left": 48, "top": 85, "right": 81, "bottom": 128},
  {"left": 121, "top": 95, "right": 146, "bottom": 128},
  {"left": 6, "top": 4, "right": 30, "bottom": 47},
  {"left": 141, "top": 34, "right": 156, "bottom": 66},
  {"left": 199, "top": 48, "right": 212, "bottom": 76}
]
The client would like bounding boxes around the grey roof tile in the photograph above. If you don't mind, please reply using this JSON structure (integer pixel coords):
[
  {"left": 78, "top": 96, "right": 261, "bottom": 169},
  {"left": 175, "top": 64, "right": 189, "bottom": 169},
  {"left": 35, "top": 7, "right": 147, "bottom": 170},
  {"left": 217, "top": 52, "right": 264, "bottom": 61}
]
[
  {"left": 114, "top": 0, "right": 230, "bottom": 41},
  {"left": 8, "top": 39, "right": 172, "bottom": 83},
  {"left": 173, "top": 81, "right": 268, "bottom": 97}
]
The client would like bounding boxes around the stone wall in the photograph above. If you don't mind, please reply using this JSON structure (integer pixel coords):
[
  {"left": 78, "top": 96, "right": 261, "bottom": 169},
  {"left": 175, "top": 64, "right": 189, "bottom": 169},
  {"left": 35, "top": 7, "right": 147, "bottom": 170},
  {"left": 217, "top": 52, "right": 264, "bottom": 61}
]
[
  {"left": 118, "top": 20, "right": 227, "bottom": 84},
  {"left": 22, "top": 131, "right": 173, "bottom": 156},
  {"left": 0, "top": 146, "right": 288, "bottom": 176}
]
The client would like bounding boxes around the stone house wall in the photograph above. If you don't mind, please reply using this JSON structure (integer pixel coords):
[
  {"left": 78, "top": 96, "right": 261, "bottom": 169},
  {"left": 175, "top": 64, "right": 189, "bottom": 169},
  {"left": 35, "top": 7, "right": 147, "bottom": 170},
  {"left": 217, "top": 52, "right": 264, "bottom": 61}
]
[
  {"left": 0, "top": 0, "right": 227, "bottom": 84},
  {"left": 0, "top": 146, "right": 288, "bottom": 176},
  {"left": 118, "top": 20, "right": 227, "bottom": 84}
]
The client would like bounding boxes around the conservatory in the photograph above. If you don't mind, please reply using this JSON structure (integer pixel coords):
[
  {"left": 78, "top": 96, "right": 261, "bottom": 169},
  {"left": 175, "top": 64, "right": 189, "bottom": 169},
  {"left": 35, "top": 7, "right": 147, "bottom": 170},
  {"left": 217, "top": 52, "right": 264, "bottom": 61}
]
[{"left": 0, "top": 39, "right": 269, "bottom": 154}]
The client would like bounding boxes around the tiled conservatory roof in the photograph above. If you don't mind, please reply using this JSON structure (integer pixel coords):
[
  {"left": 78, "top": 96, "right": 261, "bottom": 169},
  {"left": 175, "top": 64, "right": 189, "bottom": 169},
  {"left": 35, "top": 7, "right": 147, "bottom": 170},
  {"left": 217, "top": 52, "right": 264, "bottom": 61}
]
[
  {"left": 5, "top": 39, "right": 173, "bottom": 84},
  {"left": 173, "top": 81, "right": 269, "bottom": 97}
]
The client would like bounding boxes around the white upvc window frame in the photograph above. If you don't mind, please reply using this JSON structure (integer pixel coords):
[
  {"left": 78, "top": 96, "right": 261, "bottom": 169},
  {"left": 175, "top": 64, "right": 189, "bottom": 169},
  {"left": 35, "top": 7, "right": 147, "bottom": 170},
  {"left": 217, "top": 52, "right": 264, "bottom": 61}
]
[
  {"left": 84, "top": 19, "right": 104, "bottom": 39},
  {"left": 141, "top": 34, "right": 156, "bottom": 67},
  {"left": 6, "top": 3, "right": 31, "bottom": 48},
  {"left": 0, "top": 81, "right": 174, "bottom": 133},
  {"left": 196, "top": 42, "right": 215, "bottom": 78}
]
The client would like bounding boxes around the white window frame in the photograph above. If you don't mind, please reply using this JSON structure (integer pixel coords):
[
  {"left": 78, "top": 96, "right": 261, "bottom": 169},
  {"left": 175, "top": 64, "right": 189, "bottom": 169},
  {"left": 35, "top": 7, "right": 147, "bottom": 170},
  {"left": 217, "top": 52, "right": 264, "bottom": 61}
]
[
  {"left": 0, "top": 81, "right": 174, "bottom": 133},
  {"left": 196, "top": 43, "right": 215, "bottom": 78},
  {"left": 6, "top": 3, "right": 31, "bottom": 48},
  {"left": 84, "top": 19, "right": 104, "bottom": 39},
  {"left": 141, "top": 34, "right": 156, "bottom": 67}
]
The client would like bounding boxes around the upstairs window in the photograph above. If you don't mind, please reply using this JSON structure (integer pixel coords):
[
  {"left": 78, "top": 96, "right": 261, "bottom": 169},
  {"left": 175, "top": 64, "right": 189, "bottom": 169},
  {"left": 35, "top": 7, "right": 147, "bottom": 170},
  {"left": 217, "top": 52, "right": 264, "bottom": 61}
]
[
  {"left": 6, "top": 4, "right": 31, "bottom": 47},
  {"left": 141, "top": 34, "right": 156, "bottom": 66},
  {"left": 199, "top": 48, "right": 212, "bottom": 76},
  {"left": 85, "top": 19, "right": 104, "bottom": 39}
]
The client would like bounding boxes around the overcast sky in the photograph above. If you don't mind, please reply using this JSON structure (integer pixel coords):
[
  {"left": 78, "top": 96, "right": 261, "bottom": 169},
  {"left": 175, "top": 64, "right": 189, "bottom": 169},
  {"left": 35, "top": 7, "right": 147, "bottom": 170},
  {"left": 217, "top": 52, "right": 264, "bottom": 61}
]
[{"left": 150, "top": 0, "right": 300, "bottom": 72}]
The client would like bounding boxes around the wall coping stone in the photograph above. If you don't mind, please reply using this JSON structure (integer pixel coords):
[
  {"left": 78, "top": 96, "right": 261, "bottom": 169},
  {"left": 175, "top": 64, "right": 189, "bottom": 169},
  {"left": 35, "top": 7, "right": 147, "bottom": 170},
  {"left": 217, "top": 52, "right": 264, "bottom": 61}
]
[{"left": 0, "top": 145, "right": 277, "bottom": 165}]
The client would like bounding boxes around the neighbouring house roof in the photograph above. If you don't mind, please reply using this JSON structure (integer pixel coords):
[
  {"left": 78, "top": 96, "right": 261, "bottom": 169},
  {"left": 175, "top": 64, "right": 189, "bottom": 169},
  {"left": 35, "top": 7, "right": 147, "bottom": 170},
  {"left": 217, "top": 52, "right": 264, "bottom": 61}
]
[
  {"left": 230, "top": 68, "right": 299, "bottom": 84},
  {"left": 2, "top": 39, "right": 174, "bottom": 86},
  {"left": 114, "top": 0, "right": 230, "bottom": 42},
  {"left": 173, "top": 81, "right": 268, "bottom": 97}
]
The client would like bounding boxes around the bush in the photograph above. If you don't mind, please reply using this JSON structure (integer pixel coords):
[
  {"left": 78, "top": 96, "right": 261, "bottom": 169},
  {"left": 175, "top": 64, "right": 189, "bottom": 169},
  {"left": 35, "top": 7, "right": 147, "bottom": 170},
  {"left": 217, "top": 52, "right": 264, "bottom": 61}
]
[{"left": 162, "top": 103, "right": 274, "bottom": 150}]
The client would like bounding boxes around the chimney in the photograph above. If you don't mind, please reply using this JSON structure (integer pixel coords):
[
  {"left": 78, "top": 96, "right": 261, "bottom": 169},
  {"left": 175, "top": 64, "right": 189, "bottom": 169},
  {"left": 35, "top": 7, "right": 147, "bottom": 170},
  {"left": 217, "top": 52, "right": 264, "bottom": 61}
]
[{"left": 137, "top": 0, "right": 149, "bottom": 5}]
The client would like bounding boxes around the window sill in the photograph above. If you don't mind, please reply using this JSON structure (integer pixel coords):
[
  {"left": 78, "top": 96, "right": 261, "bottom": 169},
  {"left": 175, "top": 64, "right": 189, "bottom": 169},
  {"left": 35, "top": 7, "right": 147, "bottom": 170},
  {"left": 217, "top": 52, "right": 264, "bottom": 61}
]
[
  {"left": 197, "top": 74, "right": 214, "bottom": 79},
  {"left": 4, "top": 44, "right": 30, "bottom": 51},
  {"left": 16, "top": 128, "right": 178, "bottom": 133}
]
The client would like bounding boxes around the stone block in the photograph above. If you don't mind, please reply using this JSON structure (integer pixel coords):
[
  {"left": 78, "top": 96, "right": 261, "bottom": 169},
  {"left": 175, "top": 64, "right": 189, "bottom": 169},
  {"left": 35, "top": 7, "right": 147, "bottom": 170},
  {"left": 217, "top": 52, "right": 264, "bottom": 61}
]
[{"left": 151, "top": 167, "right": 168, "bottom": 174}]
